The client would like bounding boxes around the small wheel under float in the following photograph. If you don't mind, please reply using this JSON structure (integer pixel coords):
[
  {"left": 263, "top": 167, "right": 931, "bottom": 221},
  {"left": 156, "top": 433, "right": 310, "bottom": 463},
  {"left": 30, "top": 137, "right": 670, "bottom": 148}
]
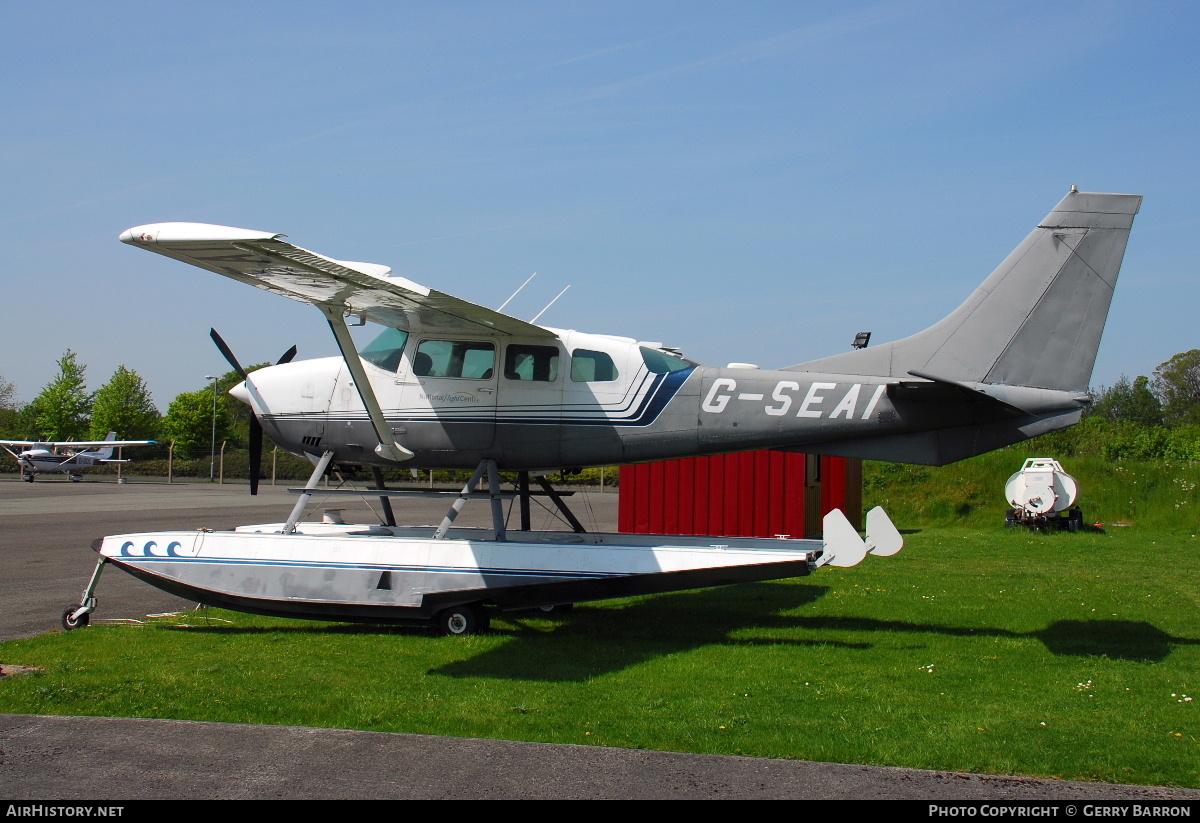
[
  {"left": 61, "top": 605, "right": 90, "bottom": 630},
  {"left": 434, "top": 604, "right": 490, "bottom": 636}
]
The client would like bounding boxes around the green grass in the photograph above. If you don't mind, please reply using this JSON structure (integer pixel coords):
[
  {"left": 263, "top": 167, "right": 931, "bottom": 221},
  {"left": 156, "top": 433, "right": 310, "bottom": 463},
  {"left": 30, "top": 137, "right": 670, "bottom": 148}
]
[
  {"left": 865, "top": 451, "right": 1200, "bottom": 531},
  {"left": 3, "top": 526, "right": 1198, "bottom": 787}
]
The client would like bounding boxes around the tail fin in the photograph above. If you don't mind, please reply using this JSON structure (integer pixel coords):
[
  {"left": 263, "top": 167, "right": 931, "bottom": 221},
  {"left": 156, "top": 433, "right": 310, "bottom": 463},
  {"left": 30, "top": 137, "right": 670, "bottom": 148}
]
[
  {"left": 92, "top": 432, "right": 118, "bottom": 460},
  {"left": 788, "top": 189, "right": 1142, "bottom": 392}
]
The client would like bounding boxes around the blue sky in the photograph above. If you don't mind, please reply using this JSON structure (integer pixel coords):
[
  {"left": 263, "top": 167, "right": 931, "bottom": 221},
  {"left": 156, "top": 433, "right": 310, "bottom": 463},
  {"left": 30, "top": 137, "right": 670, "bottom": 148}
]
[{"left": 2, "top": 1, "right": 1196, "bottom": 408}]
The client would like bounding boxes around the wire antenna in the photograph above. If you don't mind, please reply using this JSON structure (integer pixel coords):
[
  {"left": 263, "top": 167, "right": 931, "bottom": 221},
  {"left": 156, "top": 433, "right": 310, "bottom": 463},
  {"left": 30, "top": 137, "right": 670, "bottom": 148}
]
[
  {"left": 497, "top": 272, "right": 537, "bottom": 312},
  {"left": 531, "top": 285, "right": 570, "bottom": 323}
]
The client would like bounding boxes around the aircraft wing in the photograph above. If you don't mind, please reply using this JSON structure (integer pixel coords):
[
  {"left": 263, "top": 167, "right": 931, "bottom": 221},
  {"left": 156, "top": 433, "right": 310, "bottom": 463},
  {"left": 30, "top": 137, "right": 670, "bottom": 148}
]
[
  {"left": 0, "top": 439, "right": 155, "bottom": 448},
  {"left": 120, "top": 222, "right": 555, "bottom": 338}
]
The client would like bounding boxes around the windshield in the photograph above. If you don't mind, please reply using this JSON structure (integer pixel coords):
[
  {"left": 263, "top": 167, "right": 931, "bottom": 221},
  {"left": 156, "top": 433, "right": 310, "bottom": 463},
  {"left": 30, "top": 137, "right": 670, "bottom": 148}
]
[
  {"left": 640, "top": 346, "right": 695, "bottom": 374},
  {"left": 360, "top": 328, "right": 410, "bottom": 373}
]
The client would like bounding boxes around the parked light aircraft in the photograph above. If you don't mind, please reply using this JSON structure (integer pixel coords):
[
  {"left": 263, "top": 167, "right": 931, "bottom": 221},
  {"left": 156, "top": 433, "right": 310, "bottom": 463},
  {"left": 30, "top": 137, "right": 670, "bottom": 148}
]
[
  {"left": 61, "top": 188, "right": 1140, "bottom": 634},
  {"left": 1, "top": 432, "right": 155, "bottom": 482},
  {"left": 120, "top": 187, "right": 1141, "bottom": 479}
]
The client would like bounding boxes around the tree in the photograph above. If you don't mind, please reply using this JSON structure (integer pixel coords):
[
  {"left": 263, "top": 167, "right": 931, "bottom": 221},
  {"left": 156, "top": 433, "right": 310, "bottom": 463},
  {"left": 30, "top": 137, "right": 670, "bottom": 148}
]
[
  {"left": 0, "top": 373, "right": 18, "bottom": 437},
  {"left": 30, "top": 350, "right": 91, "bottom": 441},
  {"left": 1152, "top": 349, "right": 1200, "bottom": 426},
  {"left": 163, "top": 388, "right": 230, "bottom": 455},
  {"left": 90, "top": 366, "right": 161, "bottom": 441},
  {"left": 1087, "top": 375, "right": 1163, "bottom": 427}
]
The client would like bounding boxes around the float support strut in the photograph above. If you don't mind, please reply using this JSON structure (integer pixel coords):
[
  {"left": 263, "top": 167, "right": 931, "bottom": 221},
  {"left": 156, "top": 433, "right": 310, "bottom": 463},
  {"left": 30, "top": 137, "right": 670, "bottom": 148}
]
[
  {"left": 371, "top": 466, "right": 397, "bottom": 527},
  {"left": 283, "top": 450, "right": 336, "bottom": 534},
  {"left": 536, "top": 475, "right": 587, "bottom": 533}
]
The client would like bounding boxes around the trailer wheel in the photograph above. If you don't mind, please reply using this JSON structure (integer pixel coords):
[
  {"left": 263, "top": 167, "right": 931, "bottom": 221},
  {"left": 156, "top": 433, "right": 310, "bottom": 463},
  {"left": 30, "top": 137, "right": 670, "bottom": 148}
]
[
  {"left": 435, "top": 604, "right": 489, "bottom": 636},
  {"left": 1005, "top": 508, "right": 1020, "bottom": 528},
  {"left": 1068, "top": 507, "right": 1084, "bottom": 532},
  {"left": 61, "top": 606, "right": 89, "bottom": 630}
]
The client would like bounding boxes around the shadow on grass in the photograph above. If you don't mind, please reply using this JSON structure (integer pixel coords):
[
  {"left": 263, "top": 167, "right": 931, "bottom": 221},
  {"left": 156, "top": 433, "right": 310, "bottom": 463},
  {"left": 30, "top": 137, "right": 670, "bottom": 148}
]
[
  {"left": 783, "top": 615, "right": 1197, "bottom": 663},
  {"left": 163, "top": 595, "right": 1196, "bottom": 681},
  {"left": 433, "top": 583, "right": 866, "bottom": 681}
]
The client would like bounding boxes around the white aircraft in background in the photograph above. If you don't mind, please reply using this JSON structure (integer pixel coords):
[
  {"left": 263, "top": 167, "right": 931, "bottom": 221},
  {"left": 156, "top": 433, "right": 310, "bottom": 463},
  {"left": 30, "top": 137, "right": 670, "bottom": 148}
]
[{"left": 1, "top": 432, "right": 155, "bottom": 482}]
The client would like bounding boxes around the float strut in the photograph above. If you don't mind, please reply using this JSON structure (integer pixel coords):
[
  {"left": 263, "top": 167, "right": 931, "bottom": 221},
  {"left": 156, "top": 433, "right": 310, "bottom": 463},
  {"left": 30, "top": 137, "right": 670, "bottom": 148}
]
[
  {"left": 536, "top": 475, "right": 587, "bottom": 533},
  {"left": 371, "top": 466, "right": 397, "bottom": 527},
  {"left": 434, "top": 460, "right": 490, "bottom": 539},
  {"left": 517, "top": 471, "right": 532, "bottom": 531},
  {"left": 283, "top": 450, "right": 336, "bottom": 534}
]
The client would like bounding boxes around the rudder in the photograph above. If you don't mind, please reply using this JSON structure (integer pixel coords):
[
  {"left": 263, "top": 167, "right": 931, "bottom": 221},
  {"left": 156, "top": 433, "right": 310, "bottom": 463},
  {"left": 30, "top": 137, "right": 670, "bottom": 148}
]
[{"left": 788, "top": 188, "right": 1142, "bottom": 393}]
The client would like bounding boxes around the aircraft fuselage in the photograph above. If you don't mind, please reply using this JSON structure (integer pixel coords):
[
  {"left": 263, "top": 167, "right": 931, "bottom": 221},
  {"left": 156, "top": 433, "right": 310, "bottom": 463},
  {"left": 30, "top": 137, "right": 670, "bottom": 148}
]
[{"left": 239, "top": 327, "right": 1084, "bottom": 471}]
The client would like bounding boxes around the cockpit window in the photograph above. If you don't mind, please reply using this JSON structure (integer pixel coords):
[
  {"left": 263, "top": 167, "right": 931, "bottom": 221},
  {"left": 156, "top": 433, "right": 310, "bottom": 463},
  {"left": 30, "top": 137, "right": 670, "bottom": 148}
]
[
  {"left": 414, "top": 340, "right": 496, "bottom": 379},
  {"left": 360, "top": 328, "right": 410, "bottom": 373},
  {"left": 571, "top": 349, "right": 619, "bottom": 382},
  {"left": 505, "top": 345, "right": 559, "bottom": 382},
  {"left": 639, "top": 346, "right": 694, "bottom": 374}
]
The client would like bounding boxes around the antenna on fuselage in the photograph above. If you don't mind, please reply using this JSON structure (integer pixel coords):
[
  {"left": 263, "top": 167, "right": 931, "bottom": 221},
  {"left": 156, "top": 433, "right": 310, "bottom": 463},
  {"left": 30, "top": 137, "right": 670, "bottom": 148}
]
[
  {"left": 531, "top": 285, "right": 570, "bottom": 324},
  {"left": 498, "top": 272, "right": 537, "bottom": 312}
]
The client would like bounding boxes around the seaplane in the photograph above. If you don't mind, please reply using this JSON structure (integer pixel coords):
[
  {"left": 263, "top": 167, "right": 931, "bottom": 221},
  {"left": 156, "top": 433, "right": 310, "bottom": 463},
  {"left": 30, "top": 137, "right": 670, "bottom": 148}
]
[
  {"left": 2, "top": 432, "right": 155, "bottom": 482},
  {"left": 63, "top": 187, "right": 1141, "bottom": 634}
]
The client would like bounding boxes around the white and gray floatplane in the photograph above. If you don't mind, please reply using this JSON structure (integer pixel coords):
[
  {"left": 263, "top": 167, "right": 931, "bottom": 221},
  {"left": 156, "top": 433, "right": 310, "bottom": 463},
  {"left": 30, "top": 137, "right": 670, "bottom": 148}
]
[
  {"left": 63, "top": 188, "right": 1140, "bottom": 633},
  {"left": 68, "top": 454, "right": 902, "bottom": 634}
]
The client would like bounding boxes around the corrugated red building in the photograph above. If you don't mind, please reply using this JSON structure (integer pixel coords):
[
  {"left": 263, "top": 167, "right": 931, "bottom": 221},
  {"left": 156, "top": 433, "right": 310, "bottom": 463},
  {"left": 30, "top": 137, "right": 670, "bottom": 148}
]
[{"left": 618, "top": 452, "right": 861, "bottom": 539}]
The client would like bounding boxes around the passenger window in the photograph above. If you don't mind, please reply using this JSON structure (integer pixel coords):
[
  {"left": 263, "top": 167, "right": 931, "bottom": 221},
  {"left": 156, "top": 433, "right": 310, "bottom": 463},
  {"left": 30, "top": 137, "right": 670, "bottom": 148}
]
[
  {"left": 505, "top": 345, "right": 559, "bottom": 382},
  {"left": 360, "top": 328, "right": 409, "bottom": 373},
  {"left": 414, "top": 340, "right": 495, "bottom": 379},
  {"left": 571, "top": 349, "right": 619, "bottom": 382},
  {"left": 640, "top": 346, "right": 695, "bottom": 374}
]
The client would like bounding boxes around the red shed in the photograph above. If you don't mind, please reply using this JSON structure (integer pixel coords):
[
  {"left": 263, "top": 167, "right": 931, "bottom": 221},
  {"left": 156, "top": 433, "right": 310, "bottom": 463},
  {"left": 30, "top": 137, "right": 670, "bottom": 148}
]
[{"left": 618, "top": 452, "right": 862, "bottom": 539}]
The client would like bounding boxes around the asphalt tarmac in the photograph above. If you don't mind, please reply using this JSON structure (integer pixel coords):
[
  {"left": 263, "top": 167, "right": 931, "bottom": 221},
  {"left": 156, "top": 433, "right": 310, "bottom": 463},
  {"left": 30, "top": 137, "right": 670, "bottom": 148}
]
[{"left": 2, "top": 478, "right": 1198, "bottom": 801}]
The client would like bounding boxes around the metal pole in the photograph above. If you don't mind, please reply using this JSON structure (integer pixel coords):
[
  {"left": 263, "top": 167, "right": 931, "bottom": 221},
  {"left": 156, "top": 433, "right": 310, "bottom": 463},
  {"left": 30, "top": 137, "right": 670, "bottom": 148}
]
[{"left": 206, "top": 375, "right": 218, "bottom": 482}]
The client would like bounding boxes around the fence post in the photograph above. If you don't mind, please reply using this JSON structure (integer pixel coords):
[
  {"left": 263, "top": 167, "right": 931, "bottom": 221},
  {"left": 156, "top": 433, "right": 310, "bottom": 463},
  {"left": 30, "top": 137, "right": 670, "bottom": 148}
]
[
  {"left": 168, "top": 442, "right": 174, "bottom": 484},
  {"left": 272, "top": 446, "right": 278, "bottom": 486},
  {"left": 219, "top": 441, "right": 226, "bottom": 484}
]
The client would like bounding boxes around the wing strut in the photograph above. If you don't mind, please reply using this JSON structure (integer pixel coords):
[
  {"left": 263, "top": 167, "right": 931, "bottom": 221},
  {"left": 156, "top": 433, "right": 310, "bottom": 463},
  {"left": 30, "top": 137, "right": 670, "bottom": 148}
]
[{"left": 320, "top": 305, "right": 414, "bottom": 463}]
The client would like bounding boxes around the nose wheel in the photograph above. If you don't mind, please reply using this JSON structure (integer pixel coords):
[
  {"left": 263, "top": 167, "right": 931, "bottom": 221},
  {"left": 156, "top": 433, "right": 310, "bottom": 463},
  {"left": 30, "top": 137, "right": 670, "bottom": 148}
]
[
  {"left": 61, "top": 605, "right": 90, "bottom": 630},
  {"left": 60, "top": 556, "right": 107, "bottom": 630}
]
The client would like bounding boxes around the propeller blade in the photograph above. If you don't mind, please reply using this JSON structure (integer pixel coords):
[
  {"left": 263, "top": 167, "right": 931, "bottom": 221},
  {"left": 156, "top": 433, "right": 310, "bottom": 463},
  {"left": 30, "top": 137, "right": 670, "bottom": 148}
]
[
  {"left": 248, "top": 415, "right": 263, "bottom": 496},
  {"left": 276, "top": 345, "right": 298, "bottom": 365},
  {"left": 209, "top": 328, "right": 249, "bottom": 380}
]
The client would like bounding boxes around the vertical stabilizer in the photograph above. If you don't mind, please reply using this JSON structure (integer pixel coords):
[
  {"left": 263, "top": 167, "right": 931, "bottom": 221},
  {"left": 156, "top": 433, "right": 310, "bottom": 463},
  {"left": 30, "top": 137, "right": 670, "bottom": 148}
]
[
  {"left": 788, "top": 189, "right": 1142, "bottom": 392},
  {"left": 91, "top": 432, "right": 118, "bottom": 460}
]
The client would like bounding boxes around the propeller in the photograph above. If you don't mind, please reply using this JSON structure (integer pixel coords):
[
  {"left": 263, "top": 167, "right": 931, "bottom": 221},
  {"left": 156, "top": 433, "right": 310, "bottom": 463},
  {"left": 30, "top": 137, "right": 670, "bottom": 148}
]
[{"left": 210, "top": 328, "right": 296, "bottom": 496}]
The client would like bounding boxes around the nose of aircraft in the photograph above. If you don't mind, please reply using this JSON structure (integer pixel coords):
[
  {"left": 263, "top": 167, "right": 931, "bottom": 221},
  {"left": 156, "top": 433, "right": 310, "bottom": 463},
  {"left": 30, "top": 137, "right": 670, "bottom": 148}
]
[{"left": 229, "top": 380, "right": 250, "bottom": 404}]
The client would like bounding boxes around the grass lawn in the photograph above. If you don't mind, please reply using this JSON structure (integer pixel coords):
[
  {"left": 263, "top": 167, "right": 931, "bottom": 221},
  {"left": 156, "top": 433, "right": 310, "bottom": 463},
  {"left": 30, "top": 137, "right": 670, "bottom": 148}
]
[{"left": 2, "top": 524, "right": 1197, "bottom": 788}]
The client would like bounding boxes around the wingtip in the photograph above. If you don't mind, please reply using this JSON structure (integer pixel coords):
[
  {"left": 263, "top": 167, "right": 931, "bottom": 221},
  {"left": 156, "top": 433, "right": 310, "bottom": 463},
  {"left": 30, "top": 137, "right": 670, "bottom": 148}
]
[{"left": 119, "top": 222, "right": 281, "bottom": 245}]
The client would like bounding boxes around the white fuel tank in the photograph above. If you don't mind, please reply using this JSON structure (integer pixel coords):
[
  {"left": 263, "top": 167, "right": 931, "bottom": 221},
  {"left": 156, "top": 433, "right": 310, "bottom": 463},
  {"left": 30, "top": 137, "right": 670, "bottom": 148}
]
[{"left": 1005, "top": 458, "right": 1079, "bottom": 515}]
